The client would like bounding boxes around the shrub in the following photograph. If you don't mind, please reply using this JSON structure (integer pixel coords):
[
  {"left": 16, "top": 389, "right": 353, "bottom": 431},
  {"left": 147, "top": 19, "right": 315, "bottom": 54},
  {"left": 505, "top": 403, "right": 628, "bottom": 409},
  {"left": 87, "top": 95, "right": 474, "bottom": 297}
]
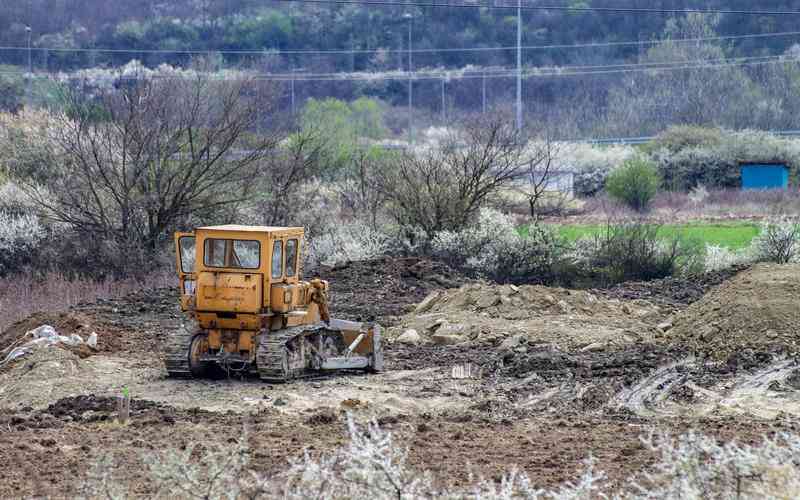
[
  {"left": 651, "top": 146, "right": 738, "bottom": 191},
  {"left": 83, "top": 414, "right": 800, "bottom": 499},
  {"left": 305, "top": 220, "right": 392, "bottom": 270},
  {"left": 651, "top": 129, "right": 800, "bottom": 190},
  {"left": 432, "top": 208, "right": 571, "bottom": 284},
  {"left": 645, "top": 125, "right": 723, "bottom": 154},
  {"left": 0, "top": 211, "right": 46, "bottom": 275},
  {"left": 580, "top": 221, "right": 703, "bottom": 284},
  {"left": 703, "top": 244, "right": 754, "bottom": 272},
  {"left": 631, "top": 431, "right": 800, "bottom": 499},
  {"left": 751, "top": 217, "right": 800, "bottom": 264},
  {"left": 605, "top": 157, "right": 661, "bottom": 212}
]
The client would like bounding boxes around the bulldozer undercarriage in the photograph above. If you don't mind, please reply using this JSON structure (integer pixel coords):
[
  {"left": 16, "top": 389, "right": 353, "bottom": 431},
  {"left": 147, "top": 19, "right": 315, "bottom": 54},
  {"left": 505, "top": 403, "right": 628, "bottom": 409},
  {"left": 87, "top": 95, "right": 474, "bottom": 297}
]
[{"left": 164, "top": 321, "right": 383, "bottom": 383}]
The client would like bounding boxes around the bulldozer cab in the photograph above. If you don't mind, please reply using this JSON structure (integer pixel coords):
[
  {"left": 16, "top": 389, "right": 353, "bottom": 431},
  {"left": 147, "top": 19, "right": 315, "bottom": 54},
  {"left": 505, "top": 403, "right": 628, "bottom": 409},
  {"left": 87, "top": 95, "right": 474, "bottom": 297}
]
[{"left": 174, "top": 225, "right": 305, "bottom": 314}]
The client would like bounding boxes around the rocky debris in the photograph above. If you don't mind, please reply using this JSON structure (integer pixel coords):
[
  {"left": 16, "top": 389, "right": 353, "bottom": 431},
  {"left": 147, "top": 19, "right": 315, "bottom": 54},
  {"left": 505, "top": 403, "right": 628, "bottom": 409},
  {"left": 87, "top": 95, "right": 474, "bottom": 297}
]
[
  {"left": 391, "top": 283, "right": 666, "bottom": 352},
  {"left": 665, "top": 264, "right": 800, "bottom": 360}
]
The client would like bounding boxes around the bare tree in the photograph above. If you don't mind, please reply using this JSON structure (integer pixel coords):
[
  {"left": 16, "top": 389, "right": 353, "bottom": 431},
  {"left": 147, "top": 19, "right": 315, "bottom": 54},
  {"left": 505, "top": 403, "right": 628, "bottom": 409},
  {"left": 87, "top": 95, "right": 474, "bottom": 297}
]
[
  {"left": 514, "top": 138, "right": 566, "bottom": 220},
  {"left": 254, "top": 126, "right": 327, "bottom": 226},
  {"left": 378, "top": 111, "right": 532, "bottom": 240},
  {"left": 335, "top": 147, "right": 387, "bottom": 229},
  {"left": 17, "top": 71, "right": 281, "bottom": 258}
]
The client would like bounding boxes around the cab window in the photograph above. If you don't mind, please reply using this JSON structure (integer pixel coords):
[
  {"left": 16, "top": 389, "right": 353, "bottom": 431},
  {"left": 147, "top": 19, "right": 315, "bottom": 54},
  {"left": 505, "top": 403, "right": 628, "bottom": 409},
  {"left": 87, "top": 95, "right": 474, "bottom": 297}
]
[
  {"left": 285, "top": 239, "right": 299, "bottom": 277},
  {"left": 178, "top": 236, "right": 196, "bottom": 273},
  {"left": 204, "top": 239, "right": 260, "bottom": 269},
  {"left": 271, "top": 241, "right": 283, "bottom": 278}
]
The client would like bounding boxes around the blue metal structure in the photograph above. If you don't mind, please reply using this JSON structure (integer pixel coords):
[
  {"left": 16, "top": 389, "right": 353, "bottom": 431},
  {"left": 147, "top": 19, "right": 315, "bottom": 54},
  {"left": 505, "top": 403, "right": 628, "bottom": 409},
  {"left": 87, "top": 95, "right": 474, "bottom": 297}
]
[{"left": 740, "top": 163, "right": 790, "bottom": 190}]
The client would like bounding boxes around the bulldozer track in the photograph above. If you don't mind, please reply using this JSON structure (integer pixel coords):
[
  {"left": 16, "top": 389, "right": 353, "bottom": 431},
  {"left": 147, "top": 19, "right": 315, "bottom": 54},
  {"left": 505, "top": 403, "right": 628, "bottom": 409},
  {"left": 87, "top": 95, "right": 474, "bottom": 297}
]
[
  {"left": 256, "top": 326, "right": 318, "bottom": 382},
  {"left": 164, "top": 324, "right": 195, "bottom": 378}
]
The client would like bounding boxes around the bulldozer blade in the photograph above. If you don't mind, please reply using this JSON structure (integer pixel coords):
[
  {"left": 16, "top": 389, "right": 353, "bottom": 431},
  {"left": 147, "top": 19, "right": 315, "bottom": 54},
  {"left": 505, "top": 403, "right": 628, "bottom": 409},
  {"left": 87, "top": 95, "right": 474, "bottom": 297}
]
[
  {"left": 320, "top": 356, "right": 370, "bottom": 370},
  {"left": 328, "top": 318, "right": 384, "bottom": 372}
]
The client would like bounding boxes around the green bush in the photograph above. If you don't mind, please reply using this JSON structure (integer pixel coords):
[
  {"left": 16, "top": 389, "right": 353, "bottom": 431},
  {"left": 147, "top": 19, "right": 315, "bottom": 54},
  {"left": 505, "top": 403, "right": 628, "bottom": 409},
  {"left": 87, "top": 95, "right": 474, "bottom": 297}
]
[
  {"left": 605, "top": 157, "right": 661, "bottom": 212},
  {"left": 577, "top": 221, "right": 704, "bottom": 285}
]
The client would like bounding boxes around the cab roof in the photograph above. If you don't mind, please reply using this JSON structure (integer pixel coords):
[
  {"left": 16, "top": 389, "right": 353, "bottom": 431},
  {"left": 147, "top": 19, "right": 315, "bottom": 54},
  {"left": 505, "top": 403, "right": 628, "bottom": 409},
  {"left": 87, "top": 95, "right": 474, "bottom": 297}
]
[{"left": 197, "top": 225, "right": 304, "bottom": 233}]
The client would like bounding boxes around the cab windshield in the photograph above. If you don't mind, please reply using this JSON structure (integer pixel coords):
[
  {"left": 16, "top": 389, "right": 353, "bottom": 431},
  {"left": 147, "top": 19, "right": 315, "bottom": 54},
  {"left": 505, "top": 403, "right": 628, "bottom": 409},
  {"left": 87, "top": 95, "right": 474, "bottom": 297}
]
[{"left": 204, "top": 239, "right": 260, "bottom": 269}]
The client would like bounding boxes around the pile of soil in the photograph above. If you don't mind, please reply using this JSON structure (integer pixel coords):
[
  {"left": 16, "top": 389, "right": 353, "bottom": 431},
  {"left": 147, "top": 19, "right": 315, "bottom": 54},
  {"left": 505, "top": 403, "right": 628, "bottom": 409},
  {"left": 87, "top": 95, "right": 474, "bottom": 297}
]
[
  {"left": 320, "top": 257, "right": 468, "bottom": 325},
  {"left": 594, "top": 266, "right": 745, "bottom": 311},
  {"left": 71, "top": 288, "right": 182, "bottom": 357},
  {"left": 666, "top": 264, "right": 800, "bottom": 359},
  {"left": 0, "top": 312, "right": 96, "bottom": 353},
  {"left": 393, "top": 283, "right": 667, "bottom": 351}
]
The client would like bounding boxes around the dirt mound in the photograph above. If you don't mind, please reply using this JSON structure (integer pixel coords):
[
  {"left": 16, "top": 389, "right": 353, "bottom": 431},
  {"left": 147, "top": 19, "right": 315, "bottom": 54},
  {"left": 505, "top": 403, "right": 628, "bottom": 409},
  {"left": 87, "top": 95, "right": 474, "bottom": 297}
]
[
  {"left": 320, "top": 257, "right": 468, "bottom": 325},
  {"left": 0, "top": 312, "right": 96, "bottom": 353},
  {"left": 393, "top": 283, "right": 667, "bottom": 351},
  {"left": 666, "top": 264, "right": 800, "bottom": 360},
  {"left": 593, "top": 266, "right": 745, "bottom": 311}
]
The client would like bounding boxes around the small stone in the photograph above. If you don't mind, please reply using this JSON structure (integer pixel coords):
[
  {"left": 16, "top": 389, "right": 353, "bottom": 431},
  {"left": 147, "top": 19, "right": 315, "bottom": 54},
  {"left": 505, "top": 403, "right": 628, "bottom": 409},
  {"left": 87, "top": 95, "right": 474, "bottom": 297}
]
[
  {"left": 476, "top": 294, "right": 501, "bottom": 310},
  {"left": 415, "top": 291, "right": 443, "bottom": 314},
  {"left": 657, "top": 321, "right": 673, "bottom": 332},
  {"left": 425, "top": 318, "right": 448, "bottom": 333},
  {"left": 499, "top": 334, "right": 527, "bottom": 351},
  {"left": 273, "top": 398, "right": 288, "bottom": 407},
  {"left": 396, "top": 329, "right": 422, "bottom": 345},
  {"left": 580, "top": 342, "right": 606, "bottom": 352}
]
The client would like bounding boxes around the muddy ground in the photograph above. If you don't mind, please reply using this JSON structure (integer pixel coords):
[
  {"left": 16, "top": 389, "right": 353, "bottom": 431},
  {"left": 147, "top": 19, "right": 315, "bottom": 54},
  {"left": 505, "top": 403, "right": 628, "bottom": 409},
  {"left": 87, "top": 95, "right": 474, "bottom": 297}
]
[{"left": 0, "top": 259, "right": 799, "bottom": 497}]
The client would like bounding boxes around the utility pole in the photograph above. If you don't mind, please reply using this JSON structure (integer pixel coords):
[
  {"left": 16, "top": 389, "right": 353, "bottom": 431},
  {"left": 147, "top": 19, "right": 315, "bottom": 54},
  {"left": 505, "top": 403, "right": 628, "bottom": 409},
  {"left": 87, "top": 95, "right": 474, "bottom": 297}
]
[
  {"left": 291, "top": 77, "right": 295, "bottom": 114},
  {"left": 482, "top": 71, "right": 487, "bottom": 114},
  {"left": 25, "top": 25, "right": 32, "bottom": 109},
  {"left": 516, "top": 0, "right": 523, "bottom": 131},
  {"left": 441, "top": 77, "right": 446, "bottom": 123},
  {"left": 290, "top": 68, "right": 304, "bottom": 115},
  {"left": 403, "top": 13, "right": 413, "bottom": 144}
]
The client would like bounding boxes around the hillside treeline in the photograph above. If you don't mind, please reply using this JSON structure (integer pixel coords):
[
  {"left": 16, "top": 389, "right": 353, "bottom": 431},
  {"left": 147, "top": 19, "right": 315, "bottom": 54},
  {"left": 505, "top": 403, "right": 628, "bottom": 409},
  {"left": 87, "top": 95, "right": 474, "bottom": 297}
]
[{"left": 2, "top": 0, "right": 799, "bottom": 71}]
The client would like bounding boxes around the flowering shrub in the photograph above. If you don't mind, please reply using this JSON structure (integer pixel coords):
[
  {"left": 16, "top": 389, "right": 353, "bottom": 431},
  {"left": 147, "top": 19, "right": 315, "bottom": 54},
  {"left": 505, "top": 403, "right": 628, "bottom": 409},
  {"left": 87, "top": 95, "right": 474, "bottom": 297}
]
[
  {"left": 751, "top": 217, "right": 800, "bottom": 264},
  {"left": 432, "top": 208, "right": 569, "bottom": 284},
  {"left": 0, "top": 181, "right": 38, "bottom": 213},
  {"left": 305, "top": 220, "right": 392, "bottom": 269},
  {"left": 703, "top": 244, "right": 754, "bottom": 272},
  {"left": 84, "top": 414, "right": 800, "bottom": 499},
  {"left": 0, "top": 211, "right": 46, "bottom": 275},
  {"left": 555, "top": 142, "right": 637, "bottom": 197},
  {"left": 651, "top": 129, "right": 800, "bottom": 190},
  {"left": 631, "top": 431, "right": 800, "bottom": 499}
]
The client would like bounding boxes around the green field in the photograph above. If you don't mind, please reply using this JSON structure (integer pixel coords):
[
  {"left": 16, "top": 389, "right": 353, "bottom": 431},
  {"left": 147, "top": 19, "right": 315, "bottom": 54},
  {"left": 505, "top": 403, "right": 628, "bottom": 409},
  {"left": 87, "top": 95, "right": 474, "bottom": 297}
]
[{"left": 523, "top": 222, "right": 761, "bottom": 249}]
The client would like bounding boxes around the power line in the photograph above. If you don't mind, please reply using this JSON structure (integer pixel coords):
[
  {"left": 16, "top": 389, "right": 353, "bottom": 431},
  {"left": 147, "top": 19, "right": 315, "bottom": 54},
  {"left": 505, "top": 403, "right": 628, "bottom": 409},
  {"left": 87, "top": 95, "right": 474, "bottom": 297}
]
[
  {"left": 270, "top": 0, "right": 800, "bottom": 16},
  {"left": 1, "top": 29, "right": 798, "bottom": 59}
]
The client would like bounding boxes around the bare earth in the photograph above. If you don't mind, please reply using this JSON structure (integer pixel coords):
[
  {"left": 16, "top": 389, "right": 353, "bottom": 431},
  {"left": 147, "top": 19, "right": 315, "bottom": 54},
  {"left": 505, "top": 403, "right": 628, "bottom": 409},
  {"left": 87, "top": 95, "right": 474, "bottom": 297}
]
[{"left": 1, "top": 260, "right": 799, "bottom": 497}]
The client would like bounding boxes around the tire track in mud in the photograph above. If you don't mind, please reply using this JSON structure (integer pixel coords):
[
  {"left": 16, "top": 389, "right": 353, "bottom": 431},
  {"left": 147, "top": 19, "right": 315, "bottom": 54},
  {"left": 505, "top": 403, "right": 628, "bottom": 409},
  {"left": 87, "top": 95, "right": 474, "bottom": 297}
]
[
  {"left": 609, "top": 357, "right": 800, "bottom": 419},
  {"left": 607, "top": 358, "right": 694, "bottom": 417}
]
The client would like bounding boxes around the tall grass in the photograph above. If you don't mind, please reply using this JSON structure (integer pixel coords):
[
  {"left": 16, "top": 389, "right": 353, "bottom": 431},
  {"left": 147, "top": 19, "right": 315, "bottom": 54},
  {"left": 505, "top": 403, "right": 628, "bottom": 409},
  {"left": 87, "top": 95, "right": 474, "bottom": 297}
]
[{"left": 0, "top": 271, "right": 175, "bottom": 333}]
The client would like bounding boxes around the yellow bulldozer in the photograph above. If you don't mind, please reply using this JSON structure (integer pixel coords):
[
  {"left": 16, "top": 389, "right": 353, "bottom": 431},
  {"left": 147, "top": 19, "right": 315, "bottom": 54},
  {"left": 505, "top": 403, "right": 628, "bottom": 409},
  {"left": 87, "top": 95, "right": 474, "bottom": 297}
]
[{"left": 165, "top": 225, "right": 383, "bottom": 382}]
